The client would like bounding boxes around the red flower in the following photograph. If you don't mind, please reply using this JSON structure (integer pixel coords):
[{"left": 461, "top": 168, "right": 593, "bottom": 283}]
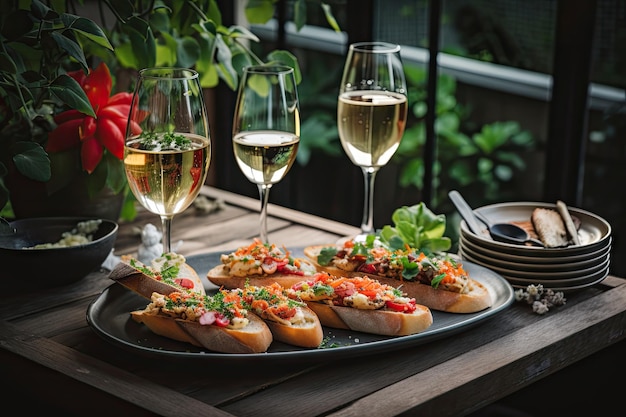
[{"left": 47, "top": 62, "right": 141, "bottom": 173}]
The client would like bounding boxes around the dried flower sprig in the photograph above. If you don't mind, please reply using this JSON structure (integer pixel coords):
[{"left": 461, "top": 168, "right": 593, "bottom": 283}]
[{"left": 514, "top": 284, "right": 566, "bottom": 315}]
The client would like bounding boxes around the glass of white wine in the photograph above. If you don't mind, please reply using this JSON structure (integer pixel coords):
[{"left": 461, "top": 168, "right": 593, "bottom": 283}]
[
  {"left": 124, "top": 67, "right": 211, "bottom": 254},
  {"left": 338, "top": 42, "right": 408, "bottom": 236},
  {"left": 232, "top": 65, "right": 300, "bottom": 243}
]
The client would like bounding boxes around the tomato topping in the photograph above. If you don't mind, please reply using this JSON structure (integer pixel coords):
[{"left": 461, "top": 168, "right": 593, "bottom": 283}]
[
  {"left": 359, "top": 263, "right": 378, "bottom": 275},
  {"left": 214, "top": 313, "right": 230, "bottom": 327},
  {"left": 174, "top": 278, "right": 195, "bottom": 289},
  {"left": 386, "top": 300, "right": 417, "bottom": 313}
]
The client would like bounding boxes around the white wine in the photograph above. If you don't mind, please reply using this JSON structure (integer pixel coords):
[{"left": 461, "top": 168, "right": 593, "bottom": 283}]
[
  {"left": 233, "top": 130, "right": 299, "bottom": 185},
  {"left": 337, "top": 91, "right": 407, "bottom": 168},
  {"left": 124, "top": 132, "right": 210, "bottom": 216}
]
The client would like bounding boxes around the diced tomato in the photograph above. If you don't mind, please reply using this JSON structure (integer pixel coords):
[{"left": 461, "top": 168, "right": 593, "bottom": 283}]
[
  {"left": 269, "top": 305, "right": 297, "bottom": 319},
  {"left": 359, "top": 263, "right": 378, "bottom": 275},
  {"left": 174, "top": 278, "right": 195, "bottom": 289},
  {"left": 386, "top": 300, "right": 417, "bottom": 313},
  {"left": 214, "top": 314, "right": 230, "bottom": 327}
]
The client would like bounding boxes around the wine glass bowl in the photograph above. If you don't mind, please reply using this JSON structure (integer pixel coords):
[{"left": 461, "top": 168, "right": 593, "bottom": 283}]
[
  {"left": 124, "top": 67, "right": 211, "bottom": 253},
  {"left": 338, "top": 42, "right": 408, "bottom": 235},
  {"left": 232, "top": 65, "right": 300, "bottom": 243}
]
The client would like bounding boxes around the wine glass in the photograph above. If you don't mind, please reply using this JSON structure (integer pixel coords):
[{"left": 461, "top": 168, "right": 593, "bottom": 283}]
[
  {"left": 124, "top": 67, "right": 211, "bottom": 254},
  {"left": 232, "top": 65, "right": 300, "bottom": 243},
  {"left": 337, "top": 42, "right": 408, "bottom": 236}
]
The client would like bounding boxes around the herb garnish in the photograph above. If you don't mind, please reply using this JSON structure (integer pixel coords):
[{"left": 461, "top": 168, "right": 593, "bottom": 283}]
[{"left": 137, "top": 131, "right": 192, "bottom": 151}]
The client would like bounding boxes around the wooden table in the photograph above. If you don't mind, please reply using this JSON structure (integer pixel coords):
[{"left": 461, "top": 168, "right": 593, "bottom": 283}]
[{"left": 2, "top": 186, "right": 625, "bottom": 416}]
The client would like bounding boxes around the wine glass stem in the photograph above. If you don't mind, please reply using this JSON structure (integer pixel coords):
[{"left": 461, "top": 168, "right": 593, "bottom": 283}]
[
  {"left": 161, "top": 215, "right": 173, "bottom": 254},
  {"left": 258, "top": 184, "right": 272, "bottom": 243},
  {"left": 361, "top": 167, "right": 379, "bottom": 234}
]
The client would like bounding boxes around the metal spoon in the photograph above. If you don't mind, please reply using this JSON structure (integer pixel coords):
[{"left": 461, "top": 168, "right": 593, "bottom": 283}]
[
  {"left": 473, "top": 210, "right": 544, "bottom": 247},
  {"left": 448, "top": 190, "right": 484, "bottom": 235},
  {"left": 448, "top": 190, "right": 544, "bottom": 247}
]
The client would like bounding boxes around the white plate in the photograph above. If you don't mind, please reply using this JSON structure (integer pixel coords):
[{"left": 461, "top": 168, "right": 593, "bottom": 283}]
[
  {"left": 499, "top": 264, "right": 610, "bottom": 286},
  {"left": 459, "top": 237, "right": 611, "bottom": 272},
  {"left": 458, "top": 248, "right": 610, "bottom": 291},
  {"left": 460, "top": 202, "right": 611, "bottom": 256},
  {"left": 459, "top": 245, "right": 610, "bottom": 280},
  {"left": 460, "top": 234, "right": 612, "bottom": 265},
  {"left": 507, "top": 268, "right": 610, "bottom": 292}
]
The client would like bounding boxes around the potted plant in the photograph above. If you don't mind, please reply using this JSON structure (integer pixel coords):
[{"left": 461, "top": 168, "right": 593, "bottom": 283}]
[{"left": 0, "top": 0, "right": 338, "bottom": 221}]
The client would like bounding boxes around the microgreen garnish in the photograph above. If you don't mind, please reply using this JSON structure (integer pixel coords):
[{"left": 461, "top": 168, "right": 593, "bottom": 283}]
[{"left": 138, "top": 131, "right": 192, "bottom": 151}]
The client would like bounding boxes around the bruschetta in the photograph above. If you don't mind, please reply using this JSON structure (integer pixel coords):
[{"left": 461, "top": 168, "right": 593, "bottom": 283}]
[
  {"left": 109, "top": 252, "right": 206, "bottom": 297},
  {"left": 287, "top": 273, "right": 433, "bottom": 336},
  {"left": 131, "top": 290, "right": 273, "bottom": 354},
  {"left": 231, "top": 282, "right": 323, "bottom": 348},
  {"left": 304, "top": 240, "right": 492, "bottom": 313},
  {"left": 110, "top": 255, "right": 323, "bottom": 349},
  {"left": 207, "top": 239, "right": 317, "bottom": 289}
]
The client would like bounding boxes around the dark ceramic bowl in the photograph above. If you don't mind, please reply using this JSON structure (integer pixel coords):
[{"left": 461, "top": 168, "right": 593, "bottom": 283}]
[{"left": 0, "top": 217, "right": 118, "bottom": 289}]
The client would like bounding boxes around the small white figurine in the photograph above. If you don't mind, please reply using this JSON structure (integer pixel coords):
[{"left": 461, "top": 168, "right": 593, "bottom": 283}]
[{"left": 137, "top": 223, "right": 164, "bottom": 264}]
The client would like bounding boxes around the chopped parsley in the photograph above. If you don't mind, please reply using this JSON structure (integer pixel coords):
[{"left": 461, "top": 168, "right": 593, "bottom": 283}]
[
  {"left": 137, "top": 131, "right": 192, "bottom": 151},
  {"left": 129, "top": 258, "right": 155, "bottom": 277}
]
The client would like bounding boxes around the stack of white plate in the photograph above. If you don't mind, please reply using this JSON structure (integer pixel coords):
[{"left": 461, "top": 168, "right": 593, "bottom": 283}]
[{"left": 457, "top": 202, "right": 612, "bottom": 292}]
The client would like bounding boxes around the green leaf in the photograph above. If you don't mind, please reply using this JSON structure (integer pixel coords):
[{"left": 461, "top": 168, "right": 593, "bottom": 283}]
[
  {"left": 245, "top": 0, "right": 276, "bottom": 24},
  {"left": 195, "top": 31, "right": 219, "bottom": 88},
  {"left": 103, "top": 152, "right": 127, "bottom": 194},
  {"left": 177, "top": 36, "right": 201, "bottom": 68},
  {"left": 29, "top": 0, "right": 55, "bottom": 20},
  {"left": 120, "top": 191, "right": 137, "bottom": 222},
  {"left": 321, "top": 3, "right": 341, "bottom": 32},
  {"left": 49, "top": 74, "right": 95, "bottom": 117},
  {"left": 248, "top": 73, "right": 270, "bottom": 97},
  {"left": 294, "top": 0, "right": 307, "bottom": 31},
  {"left": 63, "top": 15, "right": 113, "bottom": 50},
  {"left": 214, "top": 34, "right": 237, "bottom": 90},
  {"left": 317, "top": 246, "right": 339, "bottom": 266},
  {"left": 12, "top": 142, "right": 51, "bottom": 182},
  {"left": 123, "top": 16, "right": 156, "bottom": 69},
  {"left": 378, "top": 203, "right": 451, "bottom": 254},
  {"left": 265, "top": 50, "right": 301, "bottom": 84},
  {"left": 49, "top": 31, "right": 88, "bottom": 71},
  {"left": 156, "top": 32, "right": 178, "bottom": 67},
  {"left": 227, "top": 25, "right": 260, "bottom": 42}
]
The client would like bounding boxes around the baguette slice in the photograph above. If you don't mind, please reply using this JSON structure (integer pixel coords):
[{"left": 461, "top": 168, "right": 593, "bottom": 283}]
[
  {"left": 305, "top": 301, "right": 433, "bottom": 336},
  {"left": 130, "top": 309, "right": 272, "bottom": 354},
  {"left": 304, "top": 245, "right": 492, "bottom": 314},
  {"left": 263, "top": 307, "right": 323, "bottom": 348},
  {"left": 206, "top": 239, "right": 318, "bottom": 290},
  {"left": 373, "top": 275, "right": 491, "bottom": 314},
  {"left": 531, "top": 208, "right": 569, "bottom": 248},
  {"left": 287, "top": 274, "right": 433, "bottom": 336},
  {"left": 109, "top": 253, "right": 205, "bottom": 299},
  {"left": 235, "top": 283, "right": 324, "bottom": 348},
  {"left": 207, "top": 265, "right": 312, "bottom": 290}
]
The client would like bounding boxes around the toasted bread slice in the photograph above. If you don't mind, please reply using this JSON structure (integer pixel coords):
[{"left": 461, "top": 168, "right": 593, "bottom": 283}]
[
  {"left": 304, "top": 301, "right": 433, "bottom": 336},
  {"left": 303, "top": 245, "right": 492, "bottom": 314},
  {"left": 130, "top": 310, "right": 272, "bottom": 354},
  {"left": 110, "top": 253, "right": 205, "bottom": 299},
  {"left": 531, "top": 208, "right": 569, "bottom": 248},
  {"left": 206, "top": 265, "right": 311, "bottom": 290}
]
